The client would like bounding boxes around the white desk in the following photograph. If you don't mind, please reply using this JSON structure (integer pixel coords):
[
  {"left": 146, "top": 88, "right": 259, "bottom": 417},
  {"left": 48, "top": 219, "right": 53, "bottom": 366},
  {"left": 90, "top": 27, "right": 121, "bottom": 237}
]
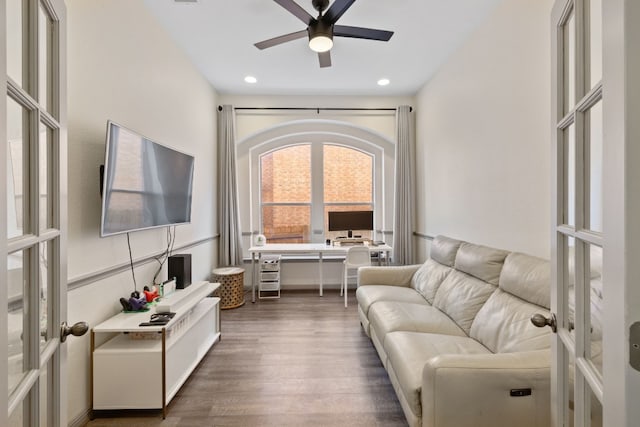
[{"left": 248, "top": 243, "right": 392, "bottom": 303}]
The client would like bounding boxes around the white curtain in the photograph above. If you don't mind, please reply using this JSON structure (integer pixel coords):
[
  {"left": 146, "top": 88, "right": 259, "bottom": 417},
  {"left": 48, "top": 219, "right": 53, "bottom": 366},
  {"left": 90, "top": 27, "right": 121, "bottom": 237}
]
[
  {"left": 393, "top": 105, "right": 415, "bottom": 265},
  {"left": 217, "top": 105, "right": 243, "bottom": 266}
]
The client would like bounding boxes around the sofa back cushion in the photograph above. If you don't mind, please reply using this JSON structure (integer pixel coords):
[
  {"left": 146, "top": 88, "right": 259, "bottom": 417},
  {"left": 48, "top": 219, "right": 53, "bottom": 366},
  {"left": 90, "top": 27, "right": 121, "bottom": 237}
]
[
  {"left": 430, "top": 235, "right": 463, "bottom": 267},
  {"left": 470, "top": 289, "right": 552, "bottom": 353},
  {"left": 410, "top": 259, "right": 453, "bottom": 303},
  {"left": 468, "top": 252, "right": 552, "bottom": 353},
  {"left": 433, "top": 270, "right": 497, "bottom": 334},
  {"left": 499, "top": 252, "right": 551, "bottom": 309},
  {"left": 454, "top": 242, "right": 509, "bottom": 285}
]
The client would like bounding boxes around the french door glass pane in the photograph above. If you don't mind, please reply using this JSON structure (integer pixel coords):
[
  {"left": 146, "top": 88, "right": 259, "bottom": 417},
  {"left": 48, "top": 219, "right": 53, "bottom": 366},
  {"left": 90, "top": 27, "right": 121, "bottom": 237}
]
[
  {"left": 587, "top": 101, "right": 603, "bottom": 232},
  {"left": 566, "top": 235, "right": 577, "bottom": 337},
  {"left": 39, "top": 361, "right": 51, "bottom": 427},
  {"left": 565, "top": 10, "right": 576, "bottom": 113},
  {"left": 589, "top": 0, "right": 602, "bottom": 87},
  {"left": 323, "top": 145, "right": 373, "bottom": 203},
  {"left": 39, "top": 241, "right": 50, "bottom": 349},
  {"left": 262, "top": 205, "right": 310, "bottom": 243},
  {"left": 7, "top": 0, "right": 23, "bottom": 86},
  {"left": 566, "top": 125, "right": 576, "bottom": 226},
  {"left": 7, "top": 399, "right": 23, "bottom": 427},
  {"left": 588, "top": 386, "right": 603, "bottom": 427},
  {"left": 38, "top": 3, "right": 52, "bottom": 112},
  {"left": 565, "top": 349, "right": 575, "bottom": 427},
  {"left": 260, "top": 145, "right": 311, "bottom": 203},
  {"left": 7, "top": 250, "right": 25, "bottom": 395},
  {"left": 588, "top": 244, "right": 603, "bottom": 374},
  {"left": 7, "top": 96, "right": 27, "bottom": 238},
  {"left": 39, "top": 122, "right": 52, "bottom": 230}
]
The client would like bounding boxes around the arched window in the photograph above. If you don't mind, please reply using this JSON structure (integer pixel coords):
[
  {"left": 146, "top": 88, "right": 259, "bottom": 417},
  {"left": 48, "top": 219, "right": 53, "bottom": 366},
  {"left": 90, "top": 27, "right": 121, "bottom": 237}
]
[
  {"left": 259, "top": 143, "right": 375, "bottom": 243},
  {"left": 239, "top": 120, "right": 395, "bottom": 249}
]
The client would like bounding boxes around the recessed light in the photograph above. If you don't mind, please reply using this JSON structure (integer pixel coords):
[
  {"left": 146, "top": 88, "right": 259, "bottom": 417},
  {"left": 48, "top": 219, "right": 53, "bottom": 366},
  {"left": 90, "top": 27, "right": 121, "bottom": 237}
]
[
  {"left": 377, "top": 78, "right": 390, "bottom": 86},
  {"left": 244, "top": 76, "right": 257, "bottom": 84}
]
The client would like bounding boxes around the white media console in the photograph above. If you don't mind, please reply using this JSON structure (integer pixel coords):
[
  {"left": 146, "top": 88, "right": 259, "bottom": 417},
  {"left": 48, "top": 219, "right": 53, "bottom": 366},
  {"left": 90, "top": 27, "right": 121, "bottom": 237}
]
[{"left": 90, "top": 281, "right": 221, "bottom": 418}]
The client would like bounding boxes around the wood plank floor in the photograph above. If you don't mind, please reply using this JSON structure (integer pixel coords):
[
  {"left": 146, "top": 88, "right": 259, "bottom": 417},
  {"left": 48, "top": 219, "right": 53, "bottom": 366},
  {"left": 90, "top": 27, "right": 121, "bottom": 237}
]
[{"left": 86, "top": 290, "right": 407, "bottom": 427}]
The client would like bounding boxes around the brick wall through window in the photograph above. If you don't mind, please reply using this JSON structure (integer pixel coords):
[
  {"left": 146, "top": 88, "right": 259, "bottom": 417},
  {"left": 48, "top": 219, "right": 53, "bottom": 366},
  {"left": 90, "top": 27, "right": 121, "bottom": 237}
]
[{"left": 260, "top": 143, "right": 373, "bottom": 243}]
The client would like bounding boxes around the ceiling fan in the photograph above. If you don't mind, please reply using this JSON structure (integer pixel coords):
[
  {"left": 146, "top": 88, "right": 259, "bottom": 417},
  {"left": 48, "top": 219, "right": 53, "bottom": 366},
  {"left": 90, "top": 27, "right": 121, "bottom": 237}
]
[{"left": 254, "top": 0, "right": 394, "bottom": 68}]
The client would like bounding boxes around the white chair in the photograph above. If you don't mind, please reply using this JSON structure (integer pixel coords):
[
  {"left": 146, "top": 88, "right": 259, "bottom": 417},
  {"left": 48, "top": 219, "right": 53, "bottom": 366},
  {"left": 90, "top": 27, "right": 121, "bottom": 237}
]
[{"left": 341, "top": 246, "right": 371, "bottom": 308}]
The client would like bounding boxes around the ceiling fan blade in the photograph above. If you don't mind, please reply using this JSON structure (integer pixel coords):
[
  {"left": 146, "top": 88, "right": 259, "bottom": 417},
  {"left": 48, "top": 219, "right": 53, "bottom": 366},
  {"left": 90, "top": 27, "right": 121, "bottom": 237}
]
[
  {"left": 254, "top": 30, "right": 308, "bottom": 50},
  {"left": 274, "top": 0, "right": 315, "bottom": 25},
  {"left": 322, "top": 0, "right": 356, "bottom": 24},
  {"left": 318, "top": 50, "right": 332, "bottom": 68},
  {"left": 334, "top": 25, "right": 394, "bottom": 41}
]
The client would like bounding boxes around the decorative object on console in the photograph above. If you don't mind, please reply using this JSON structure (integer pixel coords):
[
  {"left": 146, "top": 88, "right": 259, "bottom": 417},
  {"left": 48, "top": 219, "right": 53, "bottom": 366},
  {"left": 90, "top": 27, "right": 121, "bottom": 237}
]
[
  {"left": 119, "top": 291, "right": 148, "bottom": 312},
  {"left": 143, "top": 285, "right": 159, "bottom": 302},
  {"left": 168, "top": 254, "right": 192, "bottom": 289},
  {"left": 160, "top": 278, "right": 176, "bottom": 297}
]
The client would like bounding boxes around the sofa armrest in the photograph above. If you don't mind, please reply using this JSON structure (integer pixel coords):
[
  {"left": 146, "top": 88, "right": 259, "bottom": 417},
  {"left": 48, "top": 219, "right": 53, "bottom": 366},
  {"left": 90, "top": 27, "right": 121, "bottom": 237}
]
[
  {"left": 357, "top": 265, "right": 421, "bottom": 287},
  {"left": 421, "top": 350, "right": 551, "bottom": 427}
]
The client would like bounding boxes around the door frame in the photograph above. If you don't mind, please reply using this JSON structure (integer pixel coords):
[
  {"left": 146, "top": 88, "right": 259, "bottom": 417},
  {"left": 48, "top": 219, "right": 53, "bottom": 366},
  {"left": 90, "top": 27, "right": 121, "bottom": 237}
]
[
  {"left": 550, "top": 0, "right": 640, "bottom": 426},
  {"left": 1, "top": 0, "right": 68, "bottom": 425},
  {"left": 601, "top": 0, "right": 640, "bottom": 425}
]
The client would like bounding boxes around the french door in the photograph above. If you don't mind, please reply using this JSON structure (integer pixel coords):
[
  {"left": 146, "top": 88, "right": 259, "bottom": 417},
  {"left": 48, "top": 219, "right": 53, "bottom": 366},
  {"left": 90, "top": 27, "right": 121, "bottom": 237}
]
[
  {"left": 1, "top": 0, "right": 74, "bottom": 426},
  {"left": 548, "top": 0, "right": 640, "bottom": 426}
]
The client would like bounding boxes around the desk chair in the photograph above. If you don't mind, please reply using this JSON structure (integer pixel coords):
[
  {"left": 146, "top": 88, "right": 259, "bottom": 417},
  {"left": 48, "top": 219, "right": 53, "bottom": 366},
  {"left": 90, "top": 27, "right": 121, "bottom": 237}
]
[{"left": 342, "top": 246, "right": 371, "bottom": 308}]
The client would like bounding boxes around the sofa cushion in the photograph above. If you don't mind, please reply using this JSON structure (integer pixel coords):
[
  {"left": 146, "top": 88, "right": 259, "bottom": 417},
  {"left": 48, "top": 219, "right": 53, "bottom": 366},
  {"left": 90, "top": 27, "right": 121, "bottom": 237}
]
[
  {"left": 356, "top": 285, "right": 428, "bottom": 317},
  {"left": 369, "top": 302, "right": 466, "bottom": 346},
  {"left": 470, "top": 289, "right": 552, "bottom": 353},
  {"left": 384, "top": 331, "right": 491, "bottom": 418},
  {"left": 454, "top": 242, "right": 509, "bottom": 285},
  {"left": 410, "top": 259, "right": 453, "bottom": 303},
  {"left": 499, "top": 252, "right": 550, "bottom": 309},
  {"left": 429, "top": 235, "right": 463, "bottom": 267},
  {"left": 432, "top": 270, "right": 497, "bottom": 334}
]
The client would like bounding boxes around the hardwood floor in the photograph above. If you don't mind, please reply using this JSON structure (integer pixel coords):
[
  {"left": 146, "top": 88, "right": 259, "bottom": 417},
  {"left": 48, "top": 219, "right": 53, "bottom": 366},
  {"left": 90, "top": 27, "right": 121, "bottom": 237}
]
[{"left": 86, "top": 290, "right": 407, "bottom": 427}]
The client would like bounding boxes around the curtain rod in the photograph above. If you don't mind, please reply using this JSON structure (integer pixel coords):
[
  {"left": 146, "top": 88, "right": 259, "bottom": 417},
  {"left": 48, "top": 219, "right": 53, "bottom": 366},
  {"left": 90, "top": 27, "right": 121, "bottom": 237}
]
[{"left": 218, "top": 106, "right": 412, "bottom": 112}]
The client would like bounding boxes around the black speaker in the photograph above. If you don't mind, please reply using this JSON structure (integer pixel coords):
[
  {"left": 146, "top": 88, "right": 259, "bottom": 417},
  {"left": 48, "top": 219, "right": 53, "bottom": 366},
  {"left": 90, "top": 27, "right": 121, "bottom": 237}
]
[{"left": 168, "top": 254, "right": 192, "bottom": 289}]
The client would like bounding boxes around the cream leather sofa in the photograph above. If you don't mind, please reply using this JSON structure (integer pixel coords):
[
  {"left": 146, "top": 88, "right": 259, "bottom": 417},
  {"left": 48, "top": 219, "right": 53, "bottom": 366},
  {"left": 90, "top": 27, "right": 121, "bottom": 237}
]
[{"left": 356, "top": 235, "right": 552, "bottom": 427}]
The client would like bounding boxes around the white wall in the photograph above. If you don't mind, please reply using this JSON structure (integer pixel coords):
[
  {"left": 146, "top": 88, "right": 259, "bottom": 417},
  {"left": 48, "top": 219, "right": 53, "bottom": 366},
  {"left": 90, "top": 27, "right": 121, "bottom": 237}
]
[
  {"left": 65, "top": 0, "right": 218, "bottom": 422},
  {"left": 414, "top": 0, "right": 553, "bottom": 259}
]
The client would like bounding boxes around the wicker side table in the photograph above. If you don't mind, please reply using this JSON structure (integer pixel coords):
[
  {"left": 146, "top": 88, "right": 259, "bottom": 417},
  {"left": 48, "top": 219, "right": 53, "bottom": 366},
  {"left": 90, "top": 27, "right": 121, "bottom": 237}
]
[{"left": 211, "top": 267, "right": 245, "bottom": 309}]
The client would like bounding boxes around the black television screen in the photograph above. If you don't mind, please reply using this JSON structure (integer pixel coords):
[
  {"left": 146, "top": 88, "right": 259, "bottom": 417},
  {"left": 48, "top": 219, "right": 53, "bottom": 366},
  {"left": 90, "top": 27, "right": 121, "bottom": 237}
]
[
  {"left": 328, "top": 210, "right": 374, "bottom": 232},
  {"left": 100, "top": 121, "right": 194, "bottom": 237}
]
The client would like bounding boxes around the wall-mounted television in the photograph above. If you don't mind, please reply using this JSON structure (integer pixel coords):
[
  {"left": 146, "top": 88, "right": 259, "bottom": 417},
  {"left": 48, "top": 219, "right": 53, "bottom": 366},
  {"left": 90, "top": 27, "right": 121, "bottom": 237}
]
[
  {"left": 328, "top": 210, "right": 374, "bottom": 235},
  {"left": 100, "top": 121, "right": 194, "bottom": 237}
]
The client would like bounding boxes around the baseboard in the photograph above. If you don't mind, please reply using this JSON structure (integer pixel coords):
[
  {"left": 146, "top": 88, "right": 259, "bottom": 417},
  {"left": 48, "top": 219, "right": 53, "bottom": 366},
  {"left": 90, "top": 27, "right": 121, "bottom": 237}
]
[{"left": 69, "top": 409, "right": 91, "bottom": 427}]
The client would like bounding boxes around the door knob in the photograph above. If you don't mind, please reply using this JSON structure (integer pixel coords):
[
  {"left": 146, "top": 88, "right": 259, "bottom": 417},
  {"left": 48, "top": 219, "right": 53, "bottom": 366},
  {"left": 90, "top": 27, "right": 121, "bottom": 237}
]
[
  {"left": 531, "top": 313, "right": 557, "bottom": 333},
  {"left": 60, "top": 321, "right": 89, "bottom": 342}
]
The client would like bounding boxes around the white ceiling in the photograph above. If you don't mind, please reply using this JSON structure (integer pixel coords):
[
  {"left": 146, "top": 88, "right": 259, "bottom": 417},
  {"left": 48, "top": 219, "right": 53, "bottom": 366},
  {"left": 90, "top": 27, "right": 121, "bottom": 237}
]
[{"left": 144, "top": 0, "right": 502, "bottom": 96}]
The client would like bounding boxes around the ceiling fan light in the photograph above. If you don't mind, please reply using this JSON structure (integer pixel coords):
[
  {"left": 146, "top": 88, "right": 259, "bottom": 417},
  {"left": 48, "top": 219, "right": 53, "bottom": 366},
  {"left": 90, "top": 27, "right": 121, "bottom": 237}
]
[{"left": 309, "top": 35, "right": 333, "bottom": 53}]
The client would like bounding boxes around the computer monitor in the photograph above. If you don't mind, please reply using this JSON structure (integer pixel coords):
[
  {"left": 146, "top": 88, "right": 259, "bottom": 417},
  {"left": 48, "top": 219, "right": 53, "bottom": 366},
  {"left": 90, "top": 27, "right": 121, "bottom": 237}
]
[{"left": 328, "top": 210, "right": 374, "bottom": 238}]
